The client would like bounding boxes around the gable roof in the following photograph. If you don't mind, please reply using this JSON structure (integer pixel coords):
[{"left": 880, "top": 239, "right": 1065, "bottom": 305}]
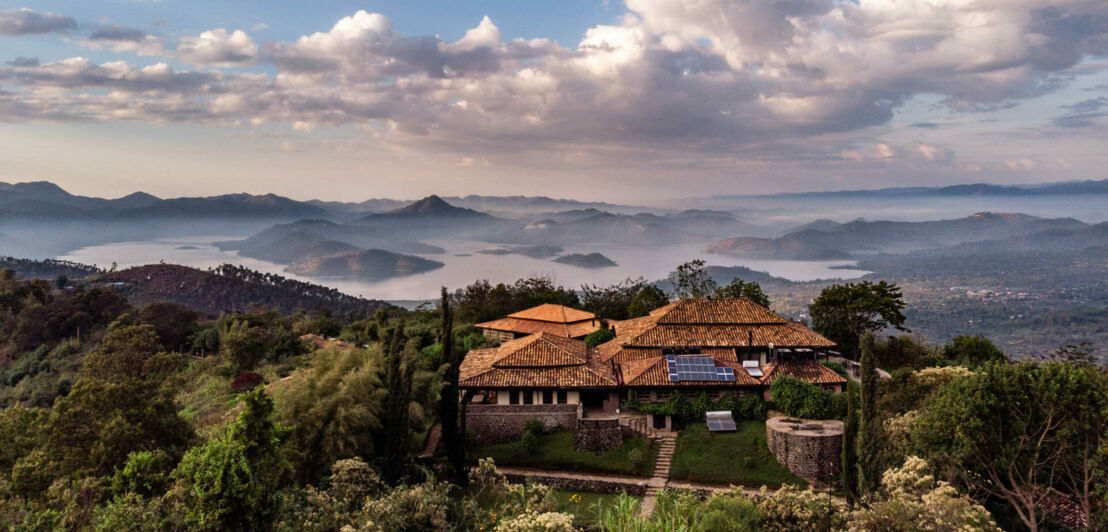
[
  {"left": 760, "top": 360, "right": 848, "bottom": 386},
  {"left": 508, "top": 303, "right": 595, "bottom": 323},
  {"left": 651, "top": 298, "right": 786, "bottom": 325},
  {"left": 492, "top": 332, "right": 587, "bottom": 368},
  {"left": 459, "top": 332, "right": 617, "bottom": 389}
]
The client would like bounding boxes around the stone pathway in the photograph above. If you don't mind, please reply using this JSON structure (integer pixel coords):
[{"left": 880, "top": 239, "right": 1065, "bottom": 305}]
[{"left": 640, "top": 434, "right": 677, "bottom": 516}]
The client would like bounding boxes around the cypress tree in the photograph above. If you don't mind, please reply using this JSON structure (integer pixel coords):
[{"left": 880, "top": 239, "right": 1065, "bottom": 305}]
[
  {"left": 842, "top": 380, "right": 860, "bottom": 506},
  {"left": 857, "top": 333, "right": 881, "bottom": 495},
  {"left": 381, "top": 327, "right": 413, "bottom": 485},
  {"left": 437, "top": 287, "right": 468, "bottom": 485}
]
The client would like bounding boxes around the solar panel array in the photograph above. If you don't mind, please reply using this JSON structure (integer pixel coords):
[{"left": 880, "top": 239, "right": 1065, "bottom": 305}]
[
  {"left": 706, "top": 411, "right": 737, "bottom": 432},
  {"left": 666, "top": 355, "right": 736, "bottom": 382}
]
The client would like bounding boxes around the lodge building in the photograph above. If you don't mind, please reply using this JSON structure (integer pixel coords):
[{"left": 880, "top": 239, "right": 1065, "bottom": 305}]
[{"left": 460, "top": 298, "right": 846, "bottom": 442}]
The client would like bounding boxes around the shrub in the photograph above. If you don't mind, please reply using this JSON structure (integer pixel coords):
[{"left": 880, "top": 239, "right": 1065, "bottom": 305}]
[
  {"left": 757, "top": 484, "right": 847, "bottom": 531},
  {"left": 230, "top": 371, "right": 263, "bottom": 393},
  {"left": 523, "top": 418, "right": 546, "bottom": 437},
  {"left": 583, "top": 328, "right": 615, "bottom": 347},
  {"left": 770, "top": 377, "right": 844, "bottom": 420},
  {"left": 820, "top": 361, "right": 849, "bottom": 379},
  {"left": 521, "top": 431, "right": 540, "bottom": 454},
  {"left": 628, "top": 448, "right": 645, "bottom": 471},
  {"left": 495, "top": 511, "right": 575, "bottom": 532},
  {"left": 698, "top": 491, "right": 761, "bottom": 532}
]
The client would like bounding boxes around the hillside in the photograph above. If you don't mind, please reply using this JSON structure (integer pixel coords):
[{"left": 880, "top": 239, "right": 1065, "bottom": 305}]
[
  {"left": 286, "top": 249, "right": 444, "bottom": 280},
  {"left": 0, "top": 257, "right": 103, "bottom": 280},
  {"left": 353, "top": 195, "right": 495, "bottom": 223},
  {"left": 708, "top": 212, "right": 1089, "bottom": 259},
  {"left": 217, "top": 219, "right": 443, "bottom": 264},
  {"left": 97, "top": 263, "right": 385, "bottom": 315}
]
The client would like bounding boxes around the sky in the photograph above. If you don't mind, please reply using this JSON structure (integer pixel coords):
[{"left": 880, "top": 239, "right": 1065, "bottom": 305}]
[{"left": 0, "top": 0, "right": 1106, "bottom": 202}]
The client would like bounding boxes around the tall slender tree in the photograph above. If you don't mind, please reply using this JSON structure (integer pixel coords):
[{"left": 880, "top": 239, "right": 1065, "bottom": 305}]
[
  {"left": 842, "top": 380, "right": 860, "bottom": 507},
  {"left": 857, "top": 333, "right": 881, "bottom": 495},
  {"left": 436, "top": 287, "right": 467, "bottom": 485},
  {"left": 381, "top": 327, "right": 413, "bottom": 485}
]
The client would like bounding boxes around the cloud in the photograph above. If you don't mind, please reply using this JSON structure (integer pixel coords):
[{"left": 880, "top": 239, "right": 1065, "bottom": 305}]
[
  {"left": 0, "top": 8, "right": 76, "bottom": 36},
  {"left": 0, "top": 2, "right": 1106, "bottom": 174},
  {"left": 177, "top": 28, "right": 258, "bottom": 66},
  {"left": 83, "top": 25, "right": 164, "bottom": 55},
  {"left": 5, "top": 56, "right": 38, "bottom": 67}
]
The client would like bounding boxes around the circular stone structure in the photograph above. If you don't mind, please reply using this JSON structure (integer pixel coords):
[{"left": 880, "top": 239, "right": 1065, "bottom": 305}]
[{"left": 765, "top": 416, "right": 843, "bottom": 487}]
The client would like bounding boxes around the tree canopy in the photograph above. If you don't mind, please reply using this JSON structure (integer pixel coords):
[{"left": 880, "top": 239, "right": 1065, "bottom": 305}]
[{"left": 809, "top": 280, "right": 907, "bottom": 358}]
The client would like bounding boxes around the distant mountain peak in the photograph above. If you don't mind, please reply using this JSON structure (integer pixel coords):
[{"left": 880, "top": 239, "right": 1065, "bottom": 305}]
[{"left": 386, "top": 195, "right": 489, "bottom": 218}]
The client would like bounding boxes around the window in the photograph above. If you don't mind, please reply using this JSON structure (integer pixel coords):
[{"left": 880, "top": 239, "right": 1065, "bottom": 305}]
[
  {"left": 636, "top": 390, "right": 652, "bottom": 403},
  {"left": 557, "top": 391, "right": 567, "bottom": 404},
  {"left": 509, "top": 390, "right": 520, "bottom": 405},
  {"left": 523, "top": 391, "right": 534, "bottom": 405},
  {"left": 543, "top": 390, "right": 554, "bottom": 404}
]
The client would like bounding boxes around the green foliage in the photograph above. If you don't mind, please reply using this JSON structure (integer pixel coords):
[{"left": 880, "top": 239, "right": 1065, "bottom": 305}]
[
  {"left": 584, "top": 327, "right": 615, "bottom": 347},
  {"left": 274, "top": 346, "right": 385, "bottom": 484},
  {"left": 451, "top": 275, "right": 580, "bottom": 324},
  {"left": 138, "top": 302, "right": 200, "bottom": 352},
  {"left": 869, "top": 334, "right": 941, "bottom": 370},
  {"left": 841, "top": 381, "right": 859, "bottom": 506},
  {"left": 697, "top": 492, "right": 761, "bottom": 532},
  {"left": 629, "top": 390, "right": 768, "bottom": 425},
  {"left": 770, "top": 377, "right": 845, "bottom": 420},
  {"left": 857, "top": 334, "right": 881, "bottom": 495},
  {"left": 173, "top": 387, "right": 290, "bottom": 532},
  {"left": 476, "top": 430, "right": 657, "bottom": 477},
  {"left": 808, "top": 280, "right": 907, "bottom": 358},
  {"left": 627, "top": 285, "right": 669, "bottom": 318},
  {"left": 820, "top": 360, "right": 849, "bottom": 380},
  {"left": 670, "top": 423, "right": 806, "bottom": 488},
  {"left": 668, "top": 259, "right": 717, "bottom": 299},
  {"left": 714, "top": 278, "right": 771, "bottom": 308},
  {"left": 580, "top": 277, "right": 648, "bottom": 321},
  {"left": 912, "top": 361, "right": 1108, "bottom": 532},
  {"left": 756, "top": 484, "right": 846, "bottom": 531},
  {"left": 380, "top": 328, "right": 415, "bottom": 484},
  {"left": 112, "top": 450, "right": 175, "bottom": 498},
  {"left": 941, "top": 334, "right": 1006, "bottom": 368}
]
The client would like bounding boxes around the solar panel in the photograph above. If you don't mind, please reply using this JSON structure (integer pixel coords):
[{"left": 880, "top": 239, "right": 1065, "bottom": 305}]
[
  {"left": 667, "top": 356, "right": 737, "bottom": 382},
  {"left": 706, "top": 411, "right": 737, "bottom": 432}
]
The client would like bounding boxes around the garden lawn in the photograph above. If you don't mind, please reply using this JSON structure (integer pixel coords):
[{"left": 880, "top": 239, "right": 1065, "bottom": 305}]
[
  {"left": 473, "top": 430, "right": 657, "bottom": 477},
  {"left": 669, "top": 422, "right": 807, "bottom": 488},
  {"left": 552, "top": 490, "right": 640, "bottom": 525}
]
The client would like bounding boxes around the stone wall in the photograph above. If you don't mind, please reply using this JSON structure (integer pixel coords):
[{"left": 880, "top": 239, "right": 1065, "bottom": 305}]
[
  {"left": 466, "top": 404, "right": 579, "bottom": 445},
  {"left": 765, "top": 416, "right": 843, "bottom": 487},
  {"left": 574, "top": 418, "right": 623, "bottom": 452},
  {"left": 500, "top": 472, "right": 647, "bottom": 496}
]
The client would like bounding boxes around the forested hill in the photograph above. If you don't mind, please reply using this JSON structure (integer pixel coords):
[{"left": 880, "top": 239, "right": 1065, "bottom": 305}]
[
  {"left": 96, "top": 263, "right": 387, "bottom": 316},
  {"left": 0, "top": 257, "right": 103, "bottom": 280}
]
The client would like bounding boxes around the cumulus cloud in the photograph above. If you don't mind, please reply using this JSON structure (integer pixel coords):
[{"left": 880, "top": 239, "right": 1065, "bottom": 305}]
[
  {"left": 0, "top": 2, "right": 1106, "bottom": 170},
  {"left": 0, "top": 8, "right": 76, "bottom": 36},
  {"left": 177, "top": 28, "right": 258, "bottom": 66},
  {"left": 83, "top": 25, "right": 164, "bottom": 55}
]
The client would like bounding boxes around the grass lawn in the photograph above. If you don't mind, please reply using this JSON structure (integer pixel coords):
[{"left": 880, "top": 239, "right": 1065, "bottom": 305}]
[
  {"left": 551, "top": 489, "right": 639, "bottom": 525},
  {"left": 473, "top": 429, "right": 657, "bottom": 477},
  {"left": 669, "top": 421, "right": 808, "bottom": 488}
]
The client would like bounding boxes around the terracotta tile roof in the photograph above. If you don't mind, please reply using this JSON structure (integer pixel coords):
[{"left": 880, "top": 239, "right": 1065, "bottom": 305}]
[
  {"left": 760, "top": 360, "right": 848, "bottom": 386},
  {"left": 652, "top": 298, "right": 786, "bottom": 325},
  {"left": 475, "top": 316, "right": 599, "bottom": 338},
  {"left": 492, "top": 332, "right": 587, "bottom": 368},
  {"left": 459, "top": 332, "right": 617, "bottom": 389},
  {"left": 626, "top": 324, "right": 835, "bottom": 349},
  {"left": 599, "top": 344, "right": 739, "bottom": 364},
  {"left": 507, "top": 303, "right": 596, "bottom": 323},
  {"left": 620, "top": 356, "right": 762, "bottom": 387}
]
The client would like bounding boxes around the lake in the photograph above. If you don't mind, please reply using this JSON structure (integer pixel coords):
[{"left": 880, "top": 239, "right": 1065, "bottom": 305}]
[{"left": 61, "top": 236, "right": 869, "bottom": 301}]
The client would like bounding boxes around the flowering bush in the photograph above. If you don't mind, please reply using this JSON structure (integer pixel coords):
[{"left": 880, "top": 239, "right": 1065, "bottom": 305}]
[
  {"left": 756, "top": 484, "right": 847, "bottom": 531},
  {"left": 494, "top": 511, "right": 576, "bottom": 532},
  {"left": 848, "top": 456, "right": 999, "bottom": 531}
]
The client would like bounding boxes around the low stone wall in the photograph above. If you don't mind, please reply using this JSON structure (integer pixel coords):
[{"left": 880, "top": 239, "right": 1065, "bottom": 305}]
[
  {"left": 466, "top": 404, "right": 579, "bottom": 445},
  {"left": 765, "top": 416, "right": 843, "bottom": 487},
  {"left": 501, "top": 472, "right": 647, "bottom": 496},
  {"left": 574, "top": 418, "right": 623, "bottom": 452}
]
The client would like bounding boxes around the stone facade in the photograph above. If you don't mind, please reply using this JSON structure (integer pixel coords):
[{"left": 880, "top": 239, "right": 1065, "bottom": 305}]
[
  {"left": 466, "top": 404, "right": 579, "bottom": 445},
  {"left": 574, "top": 418, "right": 623, "bottom": 452},
  {"left": 765, "top": 416, "right": 843, "bottom": 488}
]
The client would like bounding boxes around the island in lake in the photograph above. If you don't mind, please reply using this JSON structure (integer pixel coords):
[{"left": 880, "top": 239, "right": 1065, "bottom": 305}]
[
  {"left": 552, "top": 252, "right": 617, "bottom": 268},
  {"left": 286, "top": 249, "right": 443, "bottom": 280}
]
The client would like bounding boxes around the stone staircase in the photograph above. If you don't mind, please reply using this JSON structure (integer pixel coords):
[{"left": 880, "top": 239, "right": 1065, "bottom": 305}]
[
  {"left": 653, "top": 435, "right": 676, "bottom": 479},
  {"left": 641, "top": 434, "right": 677, "bottom": 517}
]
